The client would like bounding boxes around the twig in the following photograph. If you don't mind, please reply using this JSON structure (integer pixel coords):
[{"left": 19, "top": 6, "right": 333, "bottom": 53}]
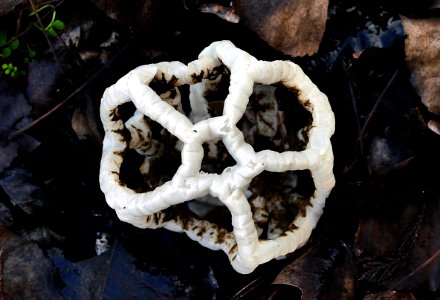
[
  {"left": 230, "top": 276, "right": 269, "bottom": 300},
  {"left": 341, "top": 59, "right": 364, "bottom": 156},
  {"left": 343, "top": 68, "right": 399, "bottom": 176},
  {"left": 386, "top": 248, "right": 440, "bottom": 292},
  {"left": 10, "top": 0, "right": 64, "bottom": 41},
  {"left": 358, "top": 68, "right": 399, "bottom": 139},
  {"left": 9, "top": 77, "right": 93, "bottom": 138}
]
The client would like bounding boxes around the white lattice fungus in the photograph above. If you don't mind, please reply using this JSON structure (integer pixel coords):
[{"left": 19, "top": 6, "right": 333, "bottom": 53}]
[{"left": 99, "top": 40, "right": 335, "bottom": 274}]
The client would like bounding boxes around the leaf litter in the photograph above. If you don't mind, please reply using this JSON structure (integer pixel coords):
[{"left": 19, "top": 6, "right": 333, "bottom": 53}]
[{"left": 0, "top": 0, "right": 439, "bottom": 299}]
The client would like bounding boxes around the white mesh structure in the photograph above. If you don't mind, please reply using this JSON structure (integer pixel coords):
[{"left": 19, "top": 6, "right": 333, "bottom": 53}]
[{"left": 99, "top": 40, "right": 335, "bottom": 274}]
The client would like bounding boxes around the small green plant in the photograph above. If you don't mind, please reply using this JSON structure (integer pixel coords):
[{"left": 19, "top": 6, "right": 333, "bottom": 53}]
[
  {"left": 0, "top": 31, "right": 19, "bottom": 59},
  {"left": 0, "top": 30, "right": 38, "bottom": 77},
  {"left": 0, "top": 2, "right": 64, "bottom": 78},
  {"left": 29, "top": 4, "right": 65, "bottom": 37},
  {"left": 2, "top": 63, "right": 18, "bottom": 77},
  {"left": 0, "top": 31, "right": 25, "bottom": 77}
]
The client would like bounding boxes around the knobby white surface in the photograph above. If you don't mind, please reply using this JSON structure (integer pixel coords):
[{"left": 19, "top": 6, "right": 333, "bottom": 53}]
[{"left": 99, "top": 40, "right": 335, "bottom": 274}]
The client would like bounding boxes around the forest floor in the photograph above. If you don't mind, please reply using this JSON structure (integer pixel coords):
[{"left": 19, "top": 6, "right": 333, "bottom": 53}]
[{"left": 0, "top": 0, "right": 439, "bottom": 299}]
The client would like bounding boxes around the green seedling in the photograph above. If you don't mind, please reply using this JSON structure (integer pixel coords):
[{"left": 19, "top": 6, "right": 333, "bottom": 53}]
[
  {"left": 2, "top": 63, "right": 18, "bottom": 77},
  {"left": 0, "top": 31, "right": 20, "bottom": 58},
  {"left": 30, "top": 4, "right": 65, "bottom": 37},
  {"left": 0, "top": 31, "right": 36, "bottom": 77},
  {"left": 0, "top": 31, "right": 24, "bottom": 77},
  {"left": 1, "top": 2, "right": 65, "bottom": 77}
]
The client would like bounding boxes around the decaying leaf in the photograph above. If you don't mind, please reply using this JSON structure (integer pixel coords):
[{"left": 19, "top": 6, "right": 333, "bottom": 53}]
[
  {"left": 363, "top": 290, "right": 417, "bottom": 300},
  {"left": 401, "top": 15, "right": 440, "bottom": 134},
  {"left": 233, "top": 0, "right": 329, "bottom": 57},
  {"left": 71, "top": 96, "right": 102, "bottom": 142},
  {"left": 0, "top": 0, "right": 22, "bottom": 16},
  {"left": 199, "top": 4, "right": 240, "bottom": 23},
  {"left": 272, "top": 240, "right": 357, "bottom": 299},
  {"left": 26, "top": 59, "right": 62, "bottom": 112},
  {"left": 0, "top": 166, "right": 48, "bottom": 216},
  {"left": 354, "top": 201, "right": 440, "bottom": 294},
  {"left": 0, "top": 222, "right": 61, "bottom": 299},
  {"left": 89, "top": 0, "right": 159, "bottom": 31},
  {"left": 50, "top": 241, "right": 215, "bottom": 299},
  {"left": 0, "top": 90, "right": 40, "bottom": 172}
]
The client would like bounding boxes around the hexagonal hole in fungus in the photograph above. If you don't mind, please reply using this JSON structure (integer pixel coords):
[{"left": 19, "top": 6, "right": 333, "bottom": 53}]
[
  {"left": 248, "top": 169, "right": 316, "bottom": 240},
  {"left": 116, "top": 101, "right": 182, "bottom": 192},
  {"left": 194, "top": 65, "right": 231, "bottom": 118},
  {"left": 200, "top": 141, "right": 236, "bottom": 175},
  {"left": 237, "top": 83, "right": 313, "bottom": 153},
  {"left": 186, "top": 194, "right": 234, "bottom": 233}
]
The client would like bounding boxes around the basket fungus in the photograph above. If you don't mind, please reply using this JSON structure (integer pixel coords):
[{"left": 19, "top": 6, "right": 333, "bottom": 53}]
[{"left": 99, "top": 40, "right": 335, "bottom": 274}]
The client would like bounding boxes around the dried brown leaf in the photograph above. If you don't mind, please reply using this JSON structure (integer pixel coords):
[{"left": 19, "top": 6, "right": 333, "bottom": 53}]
[
  {"left": 363, "top": 290, "right": 417, "bottom": 300},
  {"left": 273, "top": 240, "right": 357, "bottom": 299},
  {"left": 71, "top": 97, "right": 102, "bottom": 142},
  {"left": 89, "top": 0, "right": 159, "bottom": 30},
  {"left": 0, "top": 166, "right": 48, "bottom": 216},
  {"left": 199, "top": 4, "right": 240, "bottom": 23},
  {"left": 0, "top": 0, "right": 22, "bottom": 16},
  {"left": 402, "top": 15, "right": 440, "bottom": 134},
  {"left": 354, "top": 201, "right": 440, "bottom": 292},
  {"left": 0, "top": 222, "right": 61, "bottom": 299},
  {"left": 234, "top": 0, "right": 329, "bottom": 57}
]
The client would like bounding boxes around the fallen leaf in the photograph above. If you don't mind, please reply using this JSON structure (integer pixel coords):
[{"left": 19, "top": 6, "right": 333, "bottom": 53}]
[
  {"left": 367, "top": 136, "right": 415, "bottom": 175},
  {"left": 272, "top": 240, "right": 357, "bottom": 299},
  {"left": 199, "top": 4, "right": 240, "bottom": 23},
  {"left": 363, "top": 290, "right": 417, "bottom": 300},
  {"left": 50, "top": 241, "right": 216, "bottom": 299},
  {"left": 354, "top": 201, "right": 440, "bottom": 294},
  {"left": 0, "top": 222, "right": 62, "bottom": 299},
  {"left": 26, "top": 59, "right": 62, "bottom": 113},
  {"left": 0, "top": 135, "right": 40, "bottom": 173},
  {"left": 401, "top": 15, "right": 440, "bottom": 133},
  {"left": 0, "top": 0, "right": 22, "bottom": 16},
  {"left": 89, "top": 0, "right": 159, "bottom": 31},
  {"left": 0, "top": 90, "right": 40, "bottom": 172},
  {"left": 0, "top": 92, "right": 31, "bottom": 130},
  {"left": 233, "top": 0, "right": 329, "bottom": 57},
  {"left": 71, "top": 96, "right": 103, "bottom": 142},
  {"left": 0, "top": 166, "right": 48, "bottom": 216}
]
